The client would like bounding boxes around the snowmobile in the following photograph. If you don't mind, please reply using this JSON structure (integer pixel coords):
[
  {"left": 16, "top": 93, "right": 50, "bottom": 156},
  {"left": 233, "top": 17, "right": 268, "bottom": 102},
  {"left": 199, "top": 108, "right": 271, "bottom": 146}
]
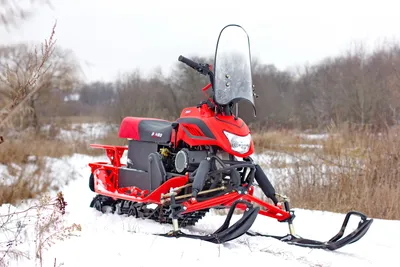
[{"left": 88, "top": 24, "right": 372, "bottom": 250}]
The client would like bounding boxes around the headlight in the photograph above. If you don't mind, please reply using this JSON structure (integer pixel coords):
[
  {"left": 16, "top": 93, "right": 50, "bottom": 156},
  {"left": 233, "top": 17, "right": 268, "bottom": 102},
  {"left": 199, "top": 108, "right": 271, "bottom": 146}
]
[{"left": 223, "top": 131, "right": 251, "bottom": 154}]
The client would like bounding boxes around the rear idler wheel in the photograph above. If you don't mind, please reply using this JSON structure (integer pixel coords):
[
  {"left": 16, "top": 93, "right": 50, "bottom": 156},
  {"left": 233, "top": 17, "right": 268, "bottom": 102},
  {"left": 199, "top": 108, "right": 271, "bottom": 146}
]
[{"left": 90, "top": 195, "right": 116, "bottom": 214}]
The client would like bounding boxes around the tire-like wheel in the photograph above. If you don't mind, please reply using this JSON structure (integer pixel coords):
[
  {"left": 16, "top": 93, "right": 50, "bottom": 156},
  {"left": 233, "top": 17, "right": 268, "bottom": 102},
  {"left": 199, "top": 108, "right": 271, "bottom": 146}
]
[
  {"left": 89, "top": 173, "right": 95, "bottom": 192},
  {"left": 90, "top": 195, "right": 115, "bottom": 214}
]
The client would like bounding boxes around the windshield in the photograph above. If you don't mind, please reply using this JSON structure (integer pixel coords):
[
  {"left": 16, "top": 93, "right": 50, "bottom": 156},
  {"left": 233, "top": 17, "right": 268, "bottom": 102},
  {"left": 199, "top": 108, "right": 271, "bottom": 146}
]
[{"left": 213, "top": 24, "right": 255, "bottom": 113}]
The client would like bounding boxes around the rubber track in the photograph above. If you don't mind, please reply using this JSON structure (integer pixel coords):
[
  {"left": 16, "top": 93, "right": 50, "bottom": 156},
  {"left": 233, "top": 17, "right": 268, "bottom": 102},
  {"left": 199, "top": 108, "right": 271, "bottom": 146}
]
[
  {"left": 149, "top": 205, "right": 209, "bottom": 227},
  {"left": 90, "top": 194, "right": 209, "bottom": 227}
]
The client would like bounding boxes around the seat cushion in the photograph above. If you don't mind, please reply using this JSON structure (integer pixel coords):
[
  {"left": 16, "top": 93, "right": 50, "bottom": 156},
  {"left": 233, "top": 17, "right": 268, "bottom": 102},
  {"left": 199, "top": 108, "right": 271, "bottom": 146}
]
[{"left": 119, "top": 117, "right": 172, "bottom": 143}]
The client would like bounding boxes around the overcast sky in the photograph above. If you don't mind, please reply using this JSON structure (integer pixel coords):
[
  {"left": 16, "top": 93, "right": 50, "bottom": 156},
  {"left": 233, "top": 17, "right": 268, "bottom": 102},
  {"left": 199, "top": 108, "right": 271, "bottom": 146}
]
[{"left": 1, "top": 0, "right": 400, "bottom": 83}]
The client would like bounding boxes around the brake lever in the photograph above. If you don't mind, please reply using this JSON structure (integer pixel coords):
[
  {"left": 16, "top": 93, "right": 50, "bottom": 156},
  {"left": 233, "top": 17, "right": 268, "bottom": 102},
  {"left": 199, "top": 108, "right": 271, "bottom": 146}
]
[{"left": 197, "top": 63, "right": 211, "bottom": 76}]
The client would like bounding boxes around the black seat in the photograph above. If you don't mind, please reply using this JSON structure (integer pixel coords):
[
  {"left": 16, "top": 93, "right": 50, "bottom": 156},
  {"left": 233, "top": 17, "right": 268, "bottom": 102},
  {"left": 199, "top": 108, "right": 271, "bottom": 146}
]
[{"left": 138, "top": 119, "right": 173, "bottom": 143}]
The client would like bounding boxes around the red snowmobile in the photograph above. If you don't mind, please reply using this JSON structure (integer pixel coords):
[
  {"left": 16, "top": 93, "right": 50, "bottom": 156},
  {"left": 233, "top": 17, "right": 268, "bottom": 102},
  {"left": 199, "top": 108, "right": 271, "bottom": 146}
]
[{"left": 88, "top": 24, "right": 372, "bottom": 250}]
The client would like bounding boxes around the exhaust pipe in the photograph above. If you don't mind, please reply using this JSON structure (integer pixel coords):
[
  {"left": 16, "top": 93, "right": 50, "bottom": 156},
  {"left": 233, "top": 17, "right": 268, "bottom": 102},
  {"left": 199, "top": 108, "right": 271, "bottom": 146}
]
[
  {"left": 254, "top": 164, "right": 279, "bottom": 205},
  {"left": 192, "top": 159, "right": 210, "bottom": 198}
]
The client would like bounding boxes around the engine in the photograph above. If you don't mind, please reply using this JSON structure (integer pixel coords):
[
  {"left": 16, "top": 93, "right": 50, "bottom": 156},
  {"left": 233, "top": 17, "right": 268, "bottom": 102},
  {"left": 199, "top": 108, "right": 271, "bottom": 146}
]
[{"left": 159, "top": 147, "right": 208, "bottom": 174}]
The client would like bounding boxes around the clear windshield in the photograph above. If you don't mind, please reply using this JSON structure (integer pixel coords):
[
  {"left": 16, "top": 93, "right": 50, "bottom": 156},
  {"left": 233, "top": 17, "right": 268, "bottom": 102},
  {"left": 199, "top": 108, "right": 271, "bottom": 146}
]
[{"left": 213, "top": 25, "right": 255, "bottom": 112}]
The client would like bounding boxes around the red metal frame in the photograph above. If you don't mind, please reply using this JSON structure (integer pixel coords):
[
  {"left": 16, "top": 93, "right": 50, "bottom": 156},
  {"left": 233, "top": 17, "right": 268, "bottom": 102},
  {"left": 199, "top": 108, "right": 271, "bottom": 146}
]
[
  {"left": 181, "top": 192, "right": 290, "bottom": 221},
  {"left": 89, "top": 144, "right": 291, "bottom": 222},
  {"left": 90, "top": 144, "right": 127, "bottom": 167}
]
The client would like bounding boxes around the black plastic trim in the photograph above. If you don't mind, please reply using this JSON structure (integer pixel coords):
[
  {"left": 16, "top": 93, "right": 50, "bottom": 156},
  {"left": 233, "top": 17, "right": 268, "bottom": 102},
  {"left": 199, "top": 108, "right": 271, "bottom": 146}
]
[{"left": 177, "top": 118, "right": 215, "bottom": 139}]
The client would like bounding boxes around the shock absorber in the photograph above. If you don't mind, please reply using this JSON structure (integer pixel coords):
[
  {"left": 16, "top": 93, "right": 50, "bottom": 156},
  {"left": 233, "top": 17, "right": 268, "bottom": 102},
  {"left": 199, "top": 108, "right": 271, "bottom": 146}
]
[
  {"left": 191, "top": 159, "right": 211, "bottom": 198},
  {"left": 254, "top": 164, "right": 279, "bottom": 205}
]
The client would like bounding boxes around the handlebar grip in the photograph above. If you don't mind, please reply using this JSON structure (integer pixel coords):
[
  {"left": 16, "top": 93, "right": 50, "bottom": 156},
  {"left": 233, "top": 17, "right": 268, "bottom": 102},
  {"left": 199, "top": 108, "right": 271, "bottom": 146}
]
[{"left": 178, "top": 55, "right": 199, "bottom": 70}]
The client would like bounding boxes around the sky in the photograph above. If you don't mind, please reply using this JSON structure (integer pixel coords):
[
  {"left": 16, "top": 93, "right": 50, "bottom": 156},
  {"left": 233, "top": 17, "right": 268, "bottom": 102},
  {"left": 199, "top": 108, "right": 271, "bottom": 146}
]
[{"left": 1, "top": 0, "right": 400, "bottom": 83}]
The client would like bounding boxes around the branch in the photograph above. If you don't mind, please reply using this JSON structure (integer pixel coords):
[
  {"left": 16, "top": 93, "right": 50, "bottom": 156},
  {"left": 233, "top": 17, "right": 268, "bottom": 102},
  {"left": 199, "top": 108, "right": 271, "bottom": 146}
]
[
  {"left": 0, "top": 78, "right": 47, "bottom": 128},
  {"left": 0, "top": 21, "right": 57, "bottom": 139}
]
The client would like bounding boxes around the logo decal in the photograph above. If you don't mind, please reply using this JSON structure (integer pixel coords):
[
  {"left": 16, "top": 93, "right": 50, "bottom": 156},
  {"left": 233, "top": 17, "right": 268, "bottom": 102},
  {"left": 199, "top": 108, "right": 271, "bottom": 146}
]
[{"left": 151, "top": 132, "right": 163, "bottom": 138}]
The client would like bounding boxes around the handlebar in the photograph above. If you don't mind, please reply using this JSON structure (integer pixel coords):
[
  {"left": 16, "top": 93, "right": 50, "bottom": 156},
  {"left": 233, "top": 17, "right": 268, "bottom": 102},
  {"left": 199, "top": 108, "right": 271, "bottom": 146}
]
[
  {"left": 178, "top": 55, "right": 200, "bottom": 71},
  {"left": 178, "top": 55, "right": 215, "bottom": 91}
]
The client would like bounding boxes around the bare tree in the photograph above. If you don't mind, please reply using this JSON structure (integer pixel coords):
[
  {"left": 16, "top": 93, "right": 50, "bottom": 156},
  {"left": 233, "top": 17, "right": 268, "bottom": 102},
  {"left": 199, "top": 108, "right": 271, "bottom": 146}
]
[
  {"left": 0, "top": 22, "right": 57, "bottom": 139},
  {"left": 239, "top": 59, "right": 295, "bottom": 129},
  {"left": 311, "top": 44, "right": 398, "bottom": 129},
  {"left": 111, "top": 68, "right": 179, "bottom": 123},
  {"left": 167, "top": 55, "right": 213, "bottom": 112},
  {"left": 79, "top": 81, "right": 115, "bottom": 107},
  {"left": 0, "top": 32, "right": 81, "bottom": 132}
]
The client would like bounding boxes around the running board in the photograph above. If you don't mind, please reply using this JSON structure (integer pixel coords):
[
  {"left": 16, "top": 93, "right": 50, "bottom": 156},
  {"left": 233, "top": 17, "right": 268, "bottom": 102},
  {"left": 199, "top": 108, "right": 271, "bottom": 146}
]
[{"left": 247, "top": 211, "right": 373, "bottom": 251}]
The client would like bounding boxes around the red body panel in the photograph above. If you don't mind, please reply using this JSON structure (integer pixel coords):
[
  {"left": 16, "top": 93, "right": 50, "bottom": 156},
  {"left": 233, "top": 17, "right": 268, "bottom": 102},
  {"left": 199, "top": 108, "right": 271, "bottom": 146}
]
[
  {"left": 174, "top": 104, "right": 254, "bottom": 158},
  {"left": 118, "top": 88, "right": 253, "bottom": 158}
]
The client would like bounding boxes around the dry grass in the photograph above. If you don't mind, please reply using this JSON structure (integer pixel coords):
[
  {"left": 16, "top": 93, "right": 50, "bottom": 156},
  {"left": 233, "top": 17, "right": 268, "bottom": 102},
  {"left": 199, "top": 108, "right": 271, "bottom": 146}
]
[
  {"left": 0, "top": 119, "right": 126, "bottom": 206},
  {"left": 0, "top": 135, "right": 91, "bottom": 166},
  {"left": 252, "top": 130, "right": 323, "bottom": 154},
  {"left": 0, "top": 135, "right": 80, "bottom": 206},
  {"left": 94, "top": 130, "right": 126, "bottom": 147},
  {"left": 0, "top": 158, "right": 50, "bottom": 205},
  {"left": 255, "top": 125, "right": 400, "bottom": 220},
  {"left": 41, "top": 115, "right": 107, "bottom": 125},
  {"left": 0, "top": 123, "right": 125, "bottom": 164}
]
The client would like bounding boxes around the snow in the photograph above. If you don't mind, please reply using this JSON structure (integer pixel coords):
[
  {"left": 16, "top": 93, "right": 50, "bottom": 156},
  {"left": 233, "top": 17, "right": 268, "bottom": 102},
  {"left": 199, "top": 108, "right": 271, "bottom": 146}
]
[
  {"left": 299, "top": 143, "right": 323, "bottom": 149},
  {"left": 57, "top": 123, "right": 116, "bottom": 141},
  {"left": 0, "top": 164, "right": 11, "bottom": 185},
  {"left": 0, "top": 161, "right": 40, "bottom": 186},
  {"left": 298, "top": 133, "right": 330, "bottom": 140},
  {"left": 1, "top": 153, "right": 399, "bottom": 267},
  {"left": 63, "top": 93, "right": 80, "bottom": 102},
  {"left": 41, "top": 122, "right": 117, "bottom": 142}
]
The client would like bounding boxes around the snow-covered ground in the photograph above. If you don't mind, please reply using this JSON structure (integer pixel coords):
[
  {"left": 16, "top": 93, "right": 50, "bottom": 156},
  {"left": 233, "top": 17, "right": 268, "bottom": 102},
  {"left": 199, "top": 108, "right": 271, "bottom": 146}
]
[{"left": 1, "top": 152, "right": 398, "bottom": 267}]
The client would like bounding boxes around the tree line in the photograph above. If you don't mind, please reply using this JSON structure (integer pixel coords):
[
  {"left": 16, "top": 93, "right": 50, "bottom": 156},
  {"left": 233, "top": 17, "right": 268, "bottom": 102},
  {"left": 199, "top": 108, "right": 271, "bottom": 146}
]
[
  {"left": 3, "top": 37, "right": 400, "bottom": 132},
  {"left": 2, "top": 0, "right": 400, "bottom": 134},
  {"left": 74, "top": 42, "right": 400, "bottom": 132}
]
